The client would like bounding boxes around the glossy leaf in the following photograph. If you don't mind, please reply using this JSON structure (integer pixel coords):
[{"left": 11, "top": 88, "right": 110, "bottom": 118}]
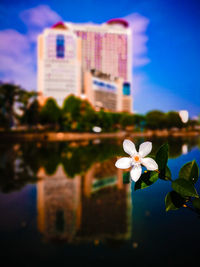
[
  {"left": 134, "top": 171, "right": 158, "bottom": 190},
  {"left": 123, "top": 172, "right": 130, "bottom": 184},
  {"left": 179, "top": 160, "right": 199, "bottom": 183},
  {"left": 159, "top": 165, "right": 172, "bottom": 181},
  {"left": 156, "top": 143, "right": 169, "bottom": 171},
  {"left": 172, "top": 178, "right": 199, "bottom": 198},
  {"left": 165, "top": 191, "right": 186, "bottom": 211}
]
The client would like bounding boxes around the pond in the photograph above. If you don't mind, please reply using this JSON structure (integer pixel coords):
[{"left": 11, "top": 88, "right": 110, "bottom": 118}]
[{"left": 0, "top": 136, "right": 200, "bottom": 266}]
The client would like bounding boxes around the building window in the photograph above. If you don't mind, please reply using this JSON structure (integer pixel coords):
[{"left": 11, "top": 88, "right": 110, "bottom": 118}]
[
  {"left": 56, "top": 35, "right": 65, "bottom": 58},
  {"left": 123, "top": 82, "right": 130, "bottom": 95}
]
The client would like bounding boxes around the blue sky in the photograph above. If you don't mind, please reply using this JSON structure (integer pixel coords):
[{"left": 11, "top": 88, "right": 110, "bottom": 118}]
[{"left": 0, "top": 0, "right": 199, "bottom": 116}]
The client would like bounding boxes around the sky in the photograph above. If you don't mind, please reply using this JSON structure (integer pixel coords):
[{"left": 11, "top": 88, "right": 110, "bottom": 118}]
[{"left": 0, "top": 0, "right": 200, "bottom": 117}]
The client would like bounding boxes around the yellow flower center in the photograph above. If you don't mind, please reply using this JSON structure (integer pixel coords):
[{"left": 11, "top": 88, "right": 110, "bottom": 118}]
[{"left": 134, "top": 155, "right": 140, "bottom": 162}]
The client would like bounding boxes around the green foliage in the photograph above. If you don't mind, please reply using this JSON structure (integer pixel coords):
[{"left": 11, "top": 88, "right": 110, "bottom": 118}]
[
  {"left": 134, "top": 170, "right": 158, "bottom": 190},
  {"left": 178, "top": 160, "right": 199, "bottom": 183},
  {"left": 20, "top": 99, "right": 40, "bottom": 126},
  {"left": 119, "top": 113, "right": 134, "bottom": 127},
  {"left": 78, "top": 100, "right": 98, "bottom": 132},
  {"left": 62, "top": 95, "right": 82, "bottom": 120},
  {"left": 96, "top": 110, "right": 114, "bottom": 132},
  {"left": 145, "top": 110, "right": 166, "bottom": 129},
  {"left": 0, "top": 83, "right": 32, "bottom": 128},
  {"left": 133, "top": 114, "right": 146, "bottom": 130},
  {"left": 166, "top": 111, "right": 183, "bottom": 129},
  {"left": 110, "top": 112, "right": 122, "bottom": 125},
  {"left": 171, "top": 179, "right": 199, "bottom": 198},
  {"left": 61, "top": 95, "right": 100, "bottom": 132},
  {"left": 40, "top": 98, "right": 61, "bottom": 125},
  {"left": 131, "top": 142, "right": 200, "bottom": 215},
  {"left": 165, "top": 191, "right": 186, "bottom": 211},
  {"left": 156, "top": 143, "right": 169, "bottom": 170},
  {"left": 133, "top": 114, "right": 145, "bottom": 125},
  {"left": 155, "top": 143, "right": 172, "bottom": 180},
  {"left": 1, "top": 82, "right": 199, "bottom": 131}
]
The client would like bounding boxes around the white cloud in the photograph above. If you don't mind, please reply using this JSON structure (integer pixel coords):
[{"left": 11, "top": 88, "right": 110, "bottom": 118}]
[
  {"left": 123, "top": 13, "right": 150, "bottom": 107},
  {"left": 20, "top": 5, "right": 62, "bottom": 29},
  {"left": 125, "top": 13, "right": 150, "bottom": 68},
  {"left": 0, "top": 5, "right": 62, "bottom": 90},
  {"left": 0, "top": 29, "right": 35, "bottom": 89}
]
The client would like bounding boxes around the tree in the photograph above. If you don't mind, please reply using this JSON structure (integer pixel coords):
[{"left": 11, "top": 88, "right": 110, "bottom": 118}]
[
  {"left": 166, "top": 111, "right": 183, "bottom": 129},
  {"left": 40, "top": 98, "right": 61, "bottom": 128},
  {"left": 17, "top": 90, "right": 38, "bottom": 121},
  {"left": 96, "top": 110, "right": 114, "bottom": 132},
  {"left": 61, "top": 95, "right": 83, "bottom": 131},
  {"left": 133, "top": 114, "right": 145, "bottom": 126},
  {"left": 62, "top": 95, "right": 82, "bottom": 121},
  {"left": 0, "top": 83, "right": 22, "bottom": 128},
  {"left": 0, "top": 83, "right": 38, "bottom": 129},
  {"left": 20, "top": 99, "right": 40, "bottom": 127},
  {"left": 145, "top": 110, "right": 166, "bottom": 129},
  {"left": 77, "top": 100, "right": 98, "bottom": 132},
  {"left": 119, "top": 113, "right": 135, "bottom": 128}
]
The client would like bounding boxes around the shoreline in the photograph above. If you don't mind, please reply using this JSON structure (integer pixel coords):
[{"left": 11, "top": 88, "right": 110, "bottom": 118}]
[{"left": 0, "top": 130, "right": 199, "bottom": 142}]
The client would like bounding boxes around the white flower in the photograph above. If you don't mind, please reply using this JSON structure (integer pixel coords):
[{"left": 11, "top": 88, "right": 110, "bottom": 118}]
[{"left": 115, "top": 139, "right": 158, "bottom": 182}]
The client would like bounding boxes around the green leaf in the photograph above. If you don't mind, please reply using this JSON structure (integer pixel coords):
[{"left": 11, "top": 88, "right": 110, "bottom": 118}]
[
  {"left": 123, "top": 172, "right": 130, "bottom": 184},
  {"left": 156, "top": 143, "right": 169, "bottom": 171},
  {"left": 159, "top": 165, "right": 172, "bottom": 181},
  {"left": 192, "top": 198, "right": 200, "bottom": 211},
  {"left": 165, "top": 165, "right": 172, "bottom": 180},
  {"left": 155, "top": 144, "right": 171, "bottom": 181},
  {"left": 179, "top": 160, "right": 199, "bottom": 183},
  {"left": 134, "top": 171, "right": 159, "bottom": 190},
  {"left": 165, "top": 191, "right": 186, "bottom": 211},
  {"left": 172, "top": 178, "right": 199, "bottom": 198}
]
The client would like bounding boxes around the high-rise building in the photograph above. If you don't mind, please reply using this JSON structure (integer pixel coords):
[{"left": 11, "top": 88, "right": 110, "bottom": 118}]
[
  {"left": 37, "top": 23, "right": 82, "bottom": 107},
  {"left": 70, "top": 19, "right": 132, "bottom": 84},
  {"left": 37, "top": 19, "right": 133, "bottom": 112}
]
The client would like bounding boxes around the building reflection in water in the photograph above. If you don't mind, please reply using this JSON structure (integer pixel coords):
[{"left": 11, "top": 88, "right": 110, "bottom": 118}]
[
  {"left": 37, "top": 166, "right": 82, "bottom": 242},
  {"left": 37, "top": 158, "right": 132, "bottom": 244}
]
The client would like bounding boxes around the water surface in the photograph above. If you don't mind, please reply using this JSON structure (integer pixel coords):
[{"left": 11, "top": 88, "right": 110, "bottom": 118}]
[{"left": 0, "top": 136, "right": 200, "bottom": 266}]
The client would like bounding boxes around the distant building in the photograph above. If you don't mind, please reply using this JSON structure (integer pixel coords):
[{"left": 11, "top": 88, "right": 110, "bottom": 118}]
[
  {"left": 37, "top": 19, "right": 133, "bottom": 112},
  {"left": 37, "top": 23, "right": 82, "bottom": 107},
  {"left": 84, "top": 70, "right": 132, "bottom": 112}
]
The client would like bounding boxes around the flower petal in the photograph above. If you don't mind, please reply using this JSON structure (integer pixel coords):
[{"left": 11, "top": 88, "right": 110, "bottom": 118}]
[
  {"left": 130, "top": 165, "right": 142, "bottom": 182},
  {"left": 139, "top": 142, "right": 152, "bottom": 157},
  {"left": 115, "top": 157, "right": 132, "bottom": 169},
  {"left": 123, "top": 139, "right": 137, "bottom": 156},
  {"left": 141, "top": 157, "right": 158, "bottom": 171}
]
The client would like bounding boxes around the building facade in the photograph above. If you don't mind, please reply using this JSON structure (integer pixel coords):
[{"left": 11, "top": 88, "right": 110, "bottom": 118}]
[
  {"left": 37, "top": 19, "right": 133, "bottom": 112},
  {"left": 37, "top": 23, "right": 82, "bottom": 107}
]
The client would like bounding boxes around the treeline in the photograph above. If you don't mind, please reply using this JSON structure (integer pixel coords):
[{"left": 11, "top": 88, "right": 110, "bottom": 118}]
[
  {"left": 0, "top": 83, "right": 199, "bottom": 132},
  {"left": 0, "top": 141, "right": 123, "bottom": 192},
  {"left": 1, "top": 137, "right": 199, "bottom": 193}
]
